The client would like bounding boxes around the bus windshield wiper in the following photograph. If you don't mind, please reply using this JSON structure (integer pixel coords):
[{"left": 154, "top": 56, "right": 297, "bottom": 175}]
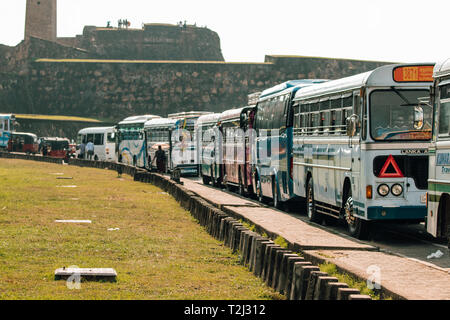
[{"left": 391, "top": 86, "right": 412, "bottom": 106}]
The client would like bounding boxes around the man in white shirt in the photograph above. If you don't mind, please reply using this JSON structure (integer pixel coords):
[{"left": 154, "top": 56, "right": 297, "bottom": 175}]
[{"left": 86, "top": 140, "right": 94, "bottom": 160}]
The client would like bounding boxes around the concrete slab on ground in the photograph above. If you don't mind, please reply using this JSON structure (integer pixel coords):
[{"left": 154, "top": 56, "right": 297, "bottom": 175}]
[
  {"left": 303, "top": 249, "right": 450, "bottom": 300},
  {"left": 54, "top": 268, "right": 117, "bottom": 280},
  {"left": 224, "top": 206, "right": 376, "bottom": 251}
]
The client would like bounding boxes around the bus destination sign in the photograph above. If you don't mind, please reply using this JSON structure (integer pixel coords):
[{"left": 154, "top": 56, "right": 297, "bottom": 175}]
[{"left": 393, "top": 65, "right": 434, "bottom": 82}]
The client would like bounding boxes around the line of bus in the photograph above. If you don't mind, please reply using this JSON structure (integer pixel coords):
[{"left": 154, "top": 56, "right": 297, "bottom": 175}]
[{"left": 427, "top": 58, "right": 450, "bottom": 245}]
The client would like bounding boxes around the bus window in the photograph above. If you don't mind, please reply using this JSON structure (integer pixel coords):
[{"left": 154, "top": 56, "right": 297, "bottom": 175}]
[
  {"left": 94, "top": 133, "right": 104, "bottom": 145},
  {"left": 439, "top": 100, "right": 450, "bottom": 136},
  {"left": 322, "top": 111, "right": 330, "bottom": 134},
  {"left": 107, "top": 132, "right": 115, "bottom": 143},
  {"left": 312, "top": 113, "right": 320, "bottom": 134},
  {"left": 330, "top": 110, "right": 336, "bottom": 134}
]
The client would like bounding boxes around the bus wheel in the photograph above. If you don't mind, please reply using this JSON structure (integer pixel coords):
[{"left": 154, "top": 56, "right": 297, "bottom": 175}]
[
  {"left": 344, "top": 191, "right": 369, "bottom": 240},
  {"left": 202, "top": 174, "right": 210, "bottom": 185},
  {"left": 94, "top": 155, "right": 98, "bottom": 161},
  {"left": 306, "top": 178, "right": 321, "bottom": 223},
  {"left": 133, "top": 156, "right": 137, "bottom": 167}
]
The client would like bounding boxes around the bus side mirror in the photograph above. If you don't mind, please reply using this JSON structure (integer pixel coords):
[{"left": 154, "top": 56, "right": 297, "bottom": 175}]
[
  {"left": 414, "top": 106, "right": 424, "bottom": 130},
  {"left": 346, "top": 114, "right": 358, "bottom": 137}
]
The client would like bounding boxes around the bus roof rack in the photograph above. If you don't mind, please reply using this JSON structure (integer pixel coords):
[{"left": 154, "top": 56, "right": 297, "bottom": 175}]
[{"left": 168, "top": 111, "right": 213, "bottom": 120}]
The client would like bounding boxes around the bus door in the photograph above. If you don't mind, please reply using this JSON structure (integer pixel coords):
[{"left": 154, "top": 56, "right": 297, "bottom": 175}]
[{"left": 349, "top": 92, "right": 362, "bottom": 207}]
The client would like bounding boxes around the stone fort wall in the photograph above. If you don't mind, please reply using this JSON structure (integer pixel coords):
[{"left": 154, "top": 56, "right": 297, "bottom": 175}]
[{"left": 0, "top": 54, "right": 390, "bottom": 125}]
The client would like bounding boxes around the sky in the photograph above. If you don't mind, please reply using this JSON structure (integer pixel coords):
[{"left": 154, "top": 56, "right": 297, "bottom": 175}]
[{"left": 1, "top": 0, "right": 449, "bottom": 64}]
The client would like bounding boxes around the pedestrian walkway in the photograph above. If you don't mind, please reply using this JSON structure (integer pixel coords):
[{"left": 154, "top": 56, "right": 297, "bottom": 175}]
[{"left": 180, "top": 177, "right": 450, "bottom": 300}]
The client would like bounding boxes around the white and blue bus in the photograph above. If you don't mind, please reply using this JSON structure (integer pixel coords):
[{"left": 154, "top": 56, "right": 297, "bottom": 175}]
[
  {"left": 253, "top": 80, "right": 327, "bottom": 209},
  {"left": 117, "top": 115, "right": 161, "bottom": 167},
  {"left": 427, "top": 59, "right": 450, "bottom": 244},
  {"left": 196, "top": 113, "right": 222, "bottom": 185},
  {"left": 292, "top": 63, "right": 434, "bottom": 239},
  {"left": 169, "top": 111, "right": 213, "bottom": 176},
  {"left": 144, "top": 118, "right": 176, "bottom": 172},
  {"left": 0, "top": 114, "right": 16, "bottom": 149}
]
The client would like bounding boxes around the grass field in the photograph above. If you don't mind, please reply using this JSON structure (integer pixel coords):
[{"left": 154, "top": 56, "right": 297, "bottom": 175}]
[{"left": 0, "top": 159, "right": 283, "bottom": 300}]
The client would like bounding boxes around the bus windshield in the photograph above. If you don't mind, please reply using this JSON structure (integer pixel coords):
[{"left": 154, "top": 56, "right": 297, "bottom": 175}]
[{"left": 370, "top": 89, "right": 432, "bottom": 141}]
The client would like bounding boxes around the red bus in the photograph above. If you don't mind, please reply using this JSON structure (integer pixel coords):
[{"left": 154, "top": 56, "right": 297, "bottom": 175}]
[
  {"left": 219, "top": 106, "right": 256, "bottom": 196},
  {"left": 7, "top": 132, "right": 39, "bottom": 154}
]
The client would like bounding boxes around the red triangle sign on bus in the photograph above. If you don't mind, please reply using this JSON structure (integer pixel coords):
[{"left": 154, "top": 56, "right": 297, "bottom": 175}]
[{"left": 379, "top": 155, "right": 404, "bottom": 178}]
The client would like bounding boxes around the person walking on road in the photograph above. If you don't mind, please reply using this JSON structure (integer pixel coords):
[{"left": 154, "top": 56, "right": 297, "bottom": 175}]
[
  {"left": 79, "top": 141, "right": 86, "bottom": 159},
  {"left": 152, "top": 145, "right": 167, "bottom": 173},
  {"left": 86, "top": 140, "right": 94, "bottom": 160}
]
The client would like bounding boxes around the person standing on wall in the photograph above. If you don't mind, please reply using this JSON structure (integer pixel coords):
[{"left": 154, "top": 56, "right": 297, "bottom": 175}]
[{"left": 86, "top": 140, "right": 94, "bottom": 160}]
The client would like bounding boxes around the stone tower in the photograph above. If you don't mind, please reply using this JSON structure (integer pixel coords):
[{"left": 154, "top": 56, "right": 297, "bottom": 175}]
[{"left": 25, "top": 0, "right": 57, "bottom": 42}]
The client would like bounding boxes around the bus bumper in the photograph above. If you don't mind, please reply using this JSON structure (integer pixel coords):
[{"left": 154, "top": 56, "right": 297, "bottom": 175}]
[{"left": 367, "top": 206, "right": 426, "bottom": 220}]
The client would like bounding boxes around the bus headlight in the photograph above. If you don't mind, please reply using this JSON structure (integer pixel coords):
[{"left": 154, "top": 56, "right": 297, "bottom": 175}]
[
  {"left": 391, "top": 184, "right": 403, "bottom": 196},
  {"left": 377, "top": 184, "right": 390, "bottom": 197}
]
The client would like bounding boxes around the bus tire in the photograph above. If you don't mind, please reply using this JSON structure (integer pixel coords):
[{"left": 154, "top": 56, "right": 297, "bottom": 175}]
[
  {"left": 202, "top": 173, "right": 210, "bottom": 185},
  {"left": 344, "top": 189, "right": 369, "bottom": 240},
  {"left": 306, "top": 178, "right": 321, "bottom": 223}
]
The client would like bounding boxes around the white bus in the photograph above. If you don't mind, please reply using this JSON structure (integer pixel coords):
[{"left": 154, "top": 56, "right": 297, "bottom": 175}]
[
  {"left": 77, "top": 127, "right": 117, "bottom": 161},
  {"left": 144, "top": 118, "right": 176, "bottom": 172},
  {"left": 117, "top": 115, "right": 161, "bottom": 167},
  {"left": 195, "top": 113, "right": 222, "bottom": 185},
  {"left": 292, "top": 63, "right": 434, "bottom": 239},
  {"left": 427, "top": 58, "right": 450, "bottom": 244},
  {"left": 168, "top": 111, "right": 213, "bottom": 176}
]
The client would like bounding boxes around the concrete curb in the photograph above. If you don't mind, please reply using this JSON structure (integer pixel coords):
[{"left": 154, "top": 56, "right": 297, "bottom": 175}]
[{"left": 0, "top": 153, "right": 374, "bottom": 300}]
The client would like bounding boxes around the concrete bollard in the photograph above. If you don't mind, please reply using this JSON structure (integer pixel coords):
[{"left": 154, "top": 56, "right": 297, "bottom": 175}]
[
  {"left": 289, "top": 264, "right": 320, "bottom": 300},
  {"left": 248, "top": 236, "right": 267, "bottom": 273},
  {"left": 348, "top": 294, "right": 372, "bottom": 300},
  {"left": 226, "top": 222, "right": 242, "bottom": 249},
  {"left": 261, "top": 244, "right": 281, "bottom": 282},
  {"left": 232, "top": 226, "right": 246, "bottom": 253},
  {"left": 271, "top": 249, "right": 292, "bottom": 290},
  {"left": 284, "top": 256, "right": 307, "bottom": 298},
  {"left": 239, "top": 231, "right": 251, "bottom": 264},
  {"left": 253, "top": 240, "right": 273, "bottom": 278},
  {"left": 243, "top": 232, "right": 257, "bottom": 267},
  {"left": 313, "top": 276, "right": 339, "bottom": 300},
  {"left": 264, "top": 246, "right": 285, "bottom": 286},
  {"left": 304, "top": 271, "right": 329, "bottom": 300},
  {"left": 275, "top": 253, "right": 298, "bottom": 295},
  {"left": 325, "top": 282, "right": 349, "bottom": 300},
  {"left": 337, "top": 288, "right": 362, "bottom": 300}
]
